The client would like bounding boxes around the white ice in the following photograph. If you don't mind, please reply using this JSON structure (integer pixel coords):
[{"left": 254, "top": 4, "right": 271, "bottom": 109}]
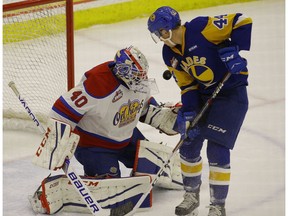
[{"left": 3, "top": 0, "right": 285, "bottom": 215}]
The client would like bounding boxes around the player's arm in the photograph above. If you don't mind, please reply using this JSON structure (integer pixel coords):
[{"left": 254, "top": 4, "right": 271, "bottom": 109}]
[
  {"left": 49, "top": 84, "right": 89, "bottom": 129},
  {"left": 230, "top": 13, "right": 252, "bottom": 50},
  {"left": 202, "top": 14, "right": 252, "bottom": 74}
]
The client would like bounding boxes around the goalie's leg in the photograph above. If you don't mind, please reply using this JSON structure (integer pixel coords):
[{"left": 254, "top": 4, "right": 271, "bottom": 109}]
[
  {"left": 74, "top": 128, "right": 146, "bottom": 178},
  {"left": 29, "top": 174, "right": 152, "bottom": 214},
  {"left": 75, "top": 146, "right": 122, "bottom": 177}
]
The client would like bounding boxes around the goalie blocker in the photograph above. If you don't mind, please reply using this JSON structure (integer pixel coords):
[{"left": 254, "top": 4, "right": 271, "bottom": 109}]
[{"left": 29, "top": 140, "right": 183, "bottom": 214}]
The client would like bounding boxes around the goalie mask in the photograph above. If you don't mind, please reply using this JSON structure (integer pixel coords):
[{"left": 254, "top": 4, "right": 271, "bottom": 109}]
[{"left": 113, "top": 46, "right": 158, "bottom": 94}]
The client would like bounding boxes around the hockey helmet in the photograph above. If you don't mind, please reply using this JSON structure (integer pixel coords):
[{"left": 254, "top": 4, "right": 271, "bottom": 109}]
[
  {"left": 113, "top": 46, "right": 150, "bottom": 93},
  {"left": 147, "top": 6, "right": 181, "bottom": 41}
]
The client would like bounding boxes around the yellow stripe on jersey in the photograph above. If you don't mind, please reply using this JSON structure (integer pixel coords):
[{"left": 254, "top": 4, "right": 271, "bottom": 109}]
[
  {"left": 239, "top": 71, "right": 248, "bottom": 75},
  {"left": 209, "top": 166, "right": 231, "bottom": 185},
  {"left": 181, "top": 85, "right": 199, "bottom": 95},
  {"left": 181, "top": 158, "right": 202, "bottom": 177}
]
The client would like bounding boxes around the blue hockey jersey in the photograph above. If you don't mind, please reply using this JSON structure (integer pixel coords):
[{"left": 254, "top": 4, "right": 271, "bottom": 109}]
[{"left": 162, "top": 13, "right": 252, "bottom": 111}]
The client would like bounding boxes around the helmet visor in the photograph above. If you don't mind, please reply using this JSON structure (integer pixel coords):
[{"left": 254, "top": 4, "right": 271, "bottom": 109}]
[
  {"left": 150, "top": 32, "right": 161, "bottom": 43},
  {"left": 150, "top": 29, "right": 173, "bottom": 44}
]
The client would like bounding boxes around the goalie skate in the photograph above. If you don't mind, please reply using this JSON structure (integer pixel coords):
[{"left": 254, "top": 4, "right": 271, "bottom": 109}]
[{"left": 175, "top": 191, "right": 199, "bottom": 216}]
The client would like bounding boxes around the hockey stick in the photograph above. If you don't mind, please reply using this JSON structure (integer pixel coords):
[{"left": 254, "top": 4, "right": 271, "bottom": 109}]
[
  {"left": 116, "top": 72, "right": 231, "bottom": 216},
  {"left": 8, "top": 81, "right": 106, "bottom": 216}
]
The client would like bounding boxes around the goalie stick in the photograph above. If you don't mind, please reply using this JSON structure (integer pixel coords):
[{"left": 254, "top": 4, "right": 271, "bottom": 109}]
[
  {"left": 8, "top": 81, "right": 106, "bottom": 216},
  {"left": 115, "top": 72, "right": 231, "bottom": 216}
]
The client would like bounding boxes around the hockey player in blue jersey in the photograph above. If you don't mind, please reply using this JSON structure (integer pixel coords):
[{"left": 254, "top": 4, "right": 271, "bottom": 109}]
[{"left": 148, "top": 6, "right": 252, "bottom": 216}]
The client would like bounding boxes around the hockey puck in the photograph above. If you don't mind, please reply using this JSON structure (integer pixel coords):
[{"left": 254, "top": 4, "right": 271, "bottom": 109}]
[{"left": 163, "top": 70, "right": 172, "bottom": 80}]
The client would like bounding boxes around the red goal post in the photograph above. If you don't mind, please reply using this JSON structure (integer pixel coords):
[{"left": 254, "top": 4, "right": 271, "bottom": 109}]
[{"left": 3, "top": 0, "right": 74, "bottom": 131}]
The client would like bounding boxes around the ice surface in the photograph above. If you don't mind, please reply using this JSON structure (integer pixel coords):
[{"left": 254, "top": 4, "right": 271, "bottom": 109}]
[{"left": 3, "top": 0, "right": 285, "bottom": 215}]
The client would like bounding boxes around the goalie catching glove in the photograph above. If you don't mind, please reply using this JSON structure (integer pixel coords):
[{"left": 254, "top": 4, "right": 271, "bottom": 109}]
[
  {"left": 33, "top": 119, "right": 80, "bottom": 170},
  {"left": 143, "top": 102, "right": 181, "bottom": 136}
]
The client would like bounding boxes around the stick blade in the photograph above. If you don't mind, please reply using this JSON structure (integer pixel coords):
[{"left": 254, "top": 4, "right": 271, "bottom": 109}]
[{"left": 110, "top": 201, "right": 134, "bottom": 216}]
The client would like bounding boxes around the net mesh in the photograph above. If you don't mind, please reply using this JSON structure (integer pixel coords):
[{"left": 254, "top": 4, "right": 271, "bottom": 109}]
[{"left": 3, "top": 0, "right": 70, "bottom": 130}]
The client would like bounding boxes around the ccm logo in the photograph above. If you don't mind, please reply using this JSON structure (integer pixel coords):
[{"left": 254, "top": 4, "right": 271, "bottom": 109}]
[
  {"left": 36, "top": 127, "right": 51, "bottom": 157},
  {"left": 208, "top": 124, "right": 227, "bottom": 133},
  {"left": 68, "top": 180, "right": 99, "bottom": 187}
]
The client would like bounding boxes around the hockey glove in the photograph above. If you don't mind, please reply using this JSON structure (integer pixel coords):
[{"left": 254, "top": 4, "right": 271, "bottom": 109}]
[
  {"left": 143, "top": 102, "right": 181, "bottom": 136},
  {"left": 218, "top": 46, "right": 247, "bottom": 74},
  {"left": 32, "top": 119, "right": 80, "bottom": 170},
  {"left": 174, "top": 110, "right": 200, "bottom": 140}
]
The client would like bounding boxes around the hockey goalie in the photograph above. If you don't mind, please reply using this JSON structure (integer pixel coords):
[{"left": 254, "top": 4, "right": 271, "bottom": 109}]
[{"left": 29, "top": 46, "right": 183, "bottom": 215}]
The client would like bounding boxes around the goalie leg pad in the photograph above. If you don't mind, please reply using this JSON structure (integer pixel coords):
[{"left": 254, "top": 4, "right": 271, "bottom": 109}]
[
  {"left": 29, "top": 174, "right": 152, "bottom": 214},
  {"left": 133, "top": 140, "right": 183, "bottom": 190}
]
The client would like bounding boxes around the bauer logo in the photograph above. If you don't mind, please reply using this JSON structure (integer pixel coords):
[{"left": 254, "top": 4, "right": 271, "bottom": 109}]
[{"left": 68, "top": 172, "right": 100, "bottom": 213}]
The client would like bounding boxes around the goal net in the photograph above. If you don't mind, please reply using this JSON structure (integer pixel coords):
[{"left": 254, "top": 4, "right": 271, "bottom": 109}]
[{"left": 3, "top": 0, "right": 74, "bottom": 132}]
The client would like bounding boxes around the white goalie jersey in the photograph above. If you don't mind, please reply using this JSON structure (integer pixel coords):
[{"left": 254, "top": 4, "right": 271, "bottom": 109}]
[{"left": 50, "top": 61, "right": 151, "bottom": 149}]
